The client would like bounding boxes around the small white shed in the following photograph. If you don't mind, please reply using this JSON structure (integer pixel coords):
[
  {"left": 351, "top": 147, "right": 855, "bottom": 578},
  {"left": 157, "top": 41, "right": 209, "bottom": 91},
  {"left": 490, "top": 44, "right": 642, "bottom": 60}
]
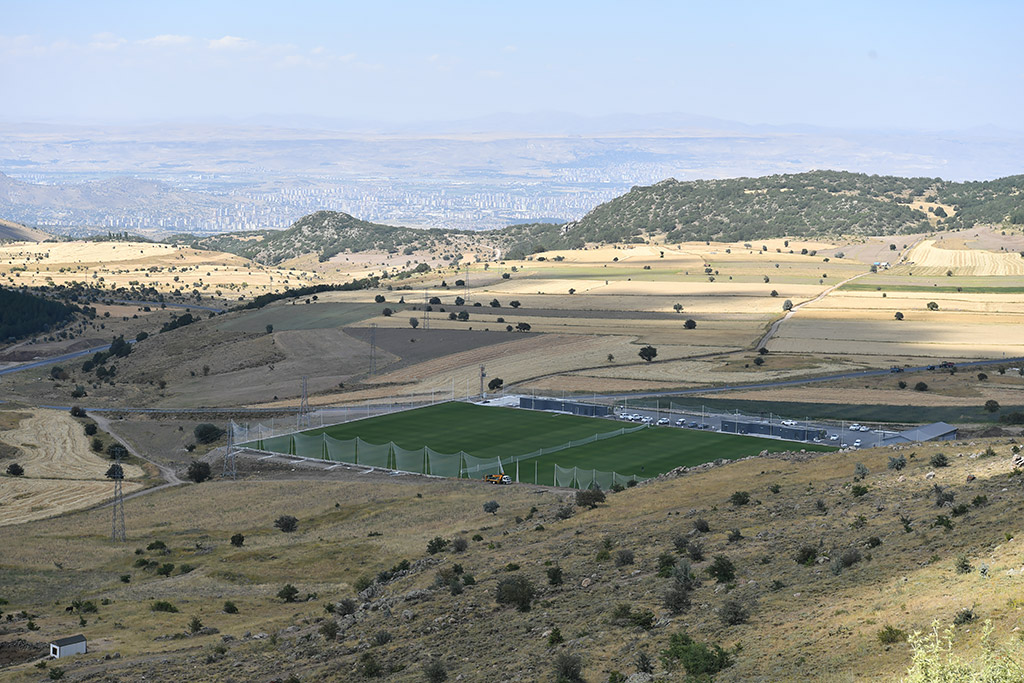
[{"left": 50, "top": 634, "right": 87, "bottom": 658}]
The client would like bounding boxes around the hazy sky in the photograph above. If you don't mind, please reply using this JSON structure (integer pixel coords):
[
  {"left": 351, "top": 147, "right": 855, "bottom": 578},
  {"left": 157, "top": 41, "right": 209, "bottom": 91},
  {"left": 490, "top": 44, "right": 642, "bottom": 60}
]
[{"left": 3, "top": 0, "right": 1022, "bottom": 131}]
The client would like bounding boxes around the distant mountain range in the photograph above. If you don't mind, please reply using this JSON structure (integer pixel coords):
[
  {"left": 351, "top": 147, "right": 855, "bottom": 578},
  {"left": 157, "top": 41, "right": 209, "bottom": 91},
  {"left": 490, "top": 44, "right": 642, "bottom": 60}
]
[{"left": 185, "top": 170, "right": 1024, "bottom": 264}]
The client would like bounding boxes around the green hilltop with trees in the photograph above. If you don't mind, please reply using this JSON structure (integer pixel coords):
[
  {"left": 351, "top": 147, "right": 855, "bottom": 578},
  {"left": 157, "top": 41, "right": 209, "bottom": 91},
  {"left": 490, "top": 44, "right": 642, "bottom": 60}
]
[{"left": 181, "top": 171, "right": 1024, "bottom": 264}]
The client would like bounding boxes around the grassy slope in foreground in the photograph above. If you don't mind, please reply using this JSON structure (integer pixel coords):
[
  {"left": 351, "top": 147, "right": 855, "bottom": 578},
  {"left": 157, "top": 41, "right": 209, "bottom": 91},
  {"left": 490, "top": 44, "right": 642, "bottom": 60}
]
[{"left": 251, "top": 402, "right": 832, "bottom": 480}]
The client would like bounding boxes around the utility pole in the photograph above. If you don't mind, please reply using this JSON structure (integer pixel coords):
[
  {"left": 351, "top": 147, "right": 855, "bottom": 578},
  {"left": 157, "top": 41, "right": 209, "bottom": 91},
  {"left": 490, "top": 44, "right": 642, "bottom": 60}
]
[
  {"left": 369, "top": 323, "right": 377, "bottom": 375},
  {"left": 479, "top": 365, "right": 486, "bottom": 398},
  {"left": 298, "top": 376, "right": 310, "bottom": 429}
]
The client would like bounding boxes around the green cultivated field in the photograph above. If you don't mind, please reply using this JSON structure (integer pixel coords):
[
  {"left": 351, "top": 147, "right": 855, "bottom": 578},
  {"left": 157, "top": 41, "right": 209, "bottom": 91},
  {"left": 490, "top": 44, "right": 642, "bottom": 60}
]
[
  {"left": 252, "top": 402, "right": 832, "bottom": 483},
  {"left": 218, "top": 302, "right": 399, "bottom": 332}
]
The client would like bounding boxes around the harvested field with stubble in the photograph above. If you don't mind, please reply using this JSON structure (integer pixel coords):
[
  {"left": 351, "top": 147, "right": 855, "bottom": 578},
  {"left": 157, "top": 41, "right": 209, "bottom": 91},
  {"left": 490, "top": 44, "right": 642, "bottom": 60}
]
[
  {"left": 3, "top": 432, "right": 1023, "bottom": 681},
  {"left": 0, "top": 408, "right": 145, "bottom": 525}
]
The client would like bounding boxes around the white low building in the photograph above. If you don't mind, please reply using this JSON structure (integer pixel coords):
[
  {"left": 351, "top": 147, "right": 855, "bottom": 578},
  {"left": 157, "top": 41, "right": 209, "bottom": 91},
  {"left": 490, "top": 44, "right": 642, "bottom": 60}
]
[{"left": 50, "top": 635, "right": 87, "bottom": 659}]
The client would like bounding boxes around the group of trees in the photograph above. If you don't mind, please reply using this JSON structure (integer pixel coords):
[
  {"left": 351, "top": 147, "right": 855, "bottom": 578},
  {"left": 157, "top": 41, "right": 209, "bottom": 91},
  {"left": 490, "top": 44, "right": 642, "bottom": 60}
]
[{"left": 0, "top": 286, "right": 76, "bottom": 341}]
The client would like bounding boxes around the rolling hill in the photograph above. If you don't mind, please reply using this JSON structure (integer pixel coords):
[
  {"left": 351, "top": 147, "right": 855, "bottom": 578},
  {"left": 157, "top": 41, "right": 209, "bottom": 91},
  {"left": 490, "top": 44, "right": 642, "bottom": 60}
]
[
  {"left": 185, "top": 171, "right": 1024, "bottom": 264},
  {"left": 0, "top": 218, "right": 48, "bottom": 242}
]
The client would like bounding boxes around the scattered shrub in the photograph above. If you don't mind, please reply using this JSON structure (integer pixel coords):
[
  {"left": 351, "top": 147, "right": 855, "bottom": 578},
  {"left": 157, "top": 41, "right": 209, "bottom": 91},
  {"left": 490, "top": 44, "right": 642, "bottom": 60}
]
[
  {"left": 661, "top": 631, "right": 735, "bottom": 677},
  {"left": 877, "top": 625, "right": 907, "bottom": 644},
  {"left": 933, "top": 485, "right": 955, "bottom": 507},
  {"left": 657, "top": 552, "right": 677, "bottom": 577},
  {"left": 854, "top": 462, "right": 869, "bottom": 480},
  {"left": 687, "top": 542, "right": 705, "bottom": 562},
  {"left": 955, "top": 556, "right": 973, "bottom": 574},
  {"left": 552, "top": 652, "right": 584, "bottom": 683},
  {"left": 230, "top": 533, "right": 244, "bottom": 547},
  {"left": 223, "top": 601, "right": 238, "bottom": 614},
  {"left": 372, "top": 630, "right": 392, "bottom": 646},
  {"left": 707, "top": 555, "right": 736, "bottom": 583},
  {"left": 427, "top": 536, "right": 450, "bottom": 554},
  {"left": 186, "top": 461, "right": 211, "bottom": 483},
  {"left": 729, "top": 491, "right": 751, "bottom": 506},
  {"left": 693, "top": 518, "right": 710, "bottom": 533},
  {"left": 727, "top": 528, "right": 743, "bottom": 543},
  {"left": 794, "top": 545, "right": 818, "bottom": 566},
  {"left": 888, "top": 455, "right": 907, "bottom": 471},
  {"left": 151, "top": 601, "right": 178, "bottom": 613},
  {"left": 423, "top": 659, "right": 448, "bottom": 683},
  {"left": 609, "top": 603, "right": 655, "bottom": 630},
  {"left": 547, "top": 567, "right": 563, "bottom": 586},
  {"left": 496, "top": 576, "right": 536, "bottom": 612},
  {"left": 482, "top": 500, "right": 500, "bottom": 515},
  {"left": 575, "top": 488, "right": 606, "bottom": 508},
  {"left": 614, "top": 549, "right": 635, "bottom": 567},
  {"left": 274, "top": 515, "right": 298, "bottom": 533},
  {"left": 851, "top": 484, "right": 869, "bottom": 498},
  {"left": 277, "top": 584, "right": 300, "bottom": 602},
  {"left": 451, "top": 536, "right": 468, "bottom": 552},
  {"left": 930, "top": 453, "right": 949, "bottom": 468},
  {"left": 719, "top": 597, "right": 751, "bottom": 626},
  {"left": 5, "top": 462, "right": 24, "bottom": 476},
  {"left": 356, "top": 651, "right": 382, "bottom": 677},
  {"left": 953, "top": 608, "right": 976, "bottom": 626}
]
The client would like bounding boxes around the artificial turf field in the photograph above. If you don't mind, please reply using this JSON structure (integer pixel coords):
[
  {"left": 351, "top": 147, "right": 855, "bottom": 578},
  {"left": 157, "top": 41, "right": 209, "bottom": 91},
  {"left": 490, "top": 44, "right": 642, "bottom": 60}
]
[{"left": 252, "top": 402, "right": 833, "bottom": 483}]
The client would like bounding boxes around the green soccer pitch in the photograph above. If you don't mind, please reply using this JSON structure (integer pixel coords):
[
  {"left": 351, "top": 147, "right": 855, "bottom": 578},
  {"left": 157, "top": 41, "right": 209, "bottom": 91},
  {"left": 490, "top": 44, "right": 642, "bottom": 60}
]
[{"left": 252, "top": 402, "right": 833, "bottom": 483}]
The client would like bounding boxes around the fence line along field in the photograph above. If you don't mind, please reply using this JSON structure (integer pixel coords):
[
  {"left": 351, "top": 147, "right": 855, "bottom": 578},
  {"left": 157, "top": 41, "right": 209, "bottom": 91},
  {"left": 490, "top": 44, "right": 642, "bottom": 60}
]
[{"left": 244, "top": 402, "right": 833, "bottom": 484}]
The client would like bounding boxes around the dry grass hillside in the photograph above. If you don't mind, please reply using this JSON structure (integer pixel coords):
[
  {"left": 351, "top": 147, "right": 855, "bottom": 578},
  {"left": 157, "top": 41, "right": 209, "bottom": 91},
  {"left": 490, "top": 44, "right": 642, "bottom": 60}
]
[{"left": 3, "top": 437, "right": 1024, "bottom": 681}]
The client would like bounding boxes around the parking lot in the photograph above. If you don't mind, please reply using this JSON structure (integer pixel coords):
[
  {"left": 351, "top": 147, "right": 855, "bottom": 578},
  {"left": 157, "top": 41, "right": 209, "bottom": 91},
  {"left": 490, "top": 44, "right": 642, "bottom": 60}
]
[{"left": 613, "top": 406, "right": 898, "bottom": 449}]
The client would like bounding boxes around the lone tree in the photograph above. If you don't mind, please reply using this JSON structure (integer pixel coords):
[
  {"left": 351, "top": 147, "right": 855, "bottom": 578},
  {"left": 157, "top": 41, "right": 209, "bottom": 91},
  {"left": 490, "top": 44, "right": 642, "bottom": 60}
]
[
  {"left": 274, "top": 515, "right": 299, "bottom": 533},
  {"left": 265, "top": 324, "right": 273, "bottom": 334},
  {"left": 894, "top": 311, "right": 904, "bottom": 321},
  {"left": 673, "top": 303, "right": 683, "bottom": 313},
  {"left": 194, "top": 423, "right": 224, "bottom": 444},
  {"left": 483, "top": 500, "right": 500, "bottom": 515},
  {"left": 515, "top": 322, "right": 531, "bottom": 332},
  {"left": 187, "top": 461, "right": 212, "bottom": 483},
  {"left": 509, "top": 300, "right": 521, "bottom": 308},
  {"left": 638, "top": 345, "right": 658, "bottom": 362},
  {"left": 6, "top": 462, "right": 24, "bottom": 476},
  {"left": 684, "top": 319, "right": 697, "bottom": 329},
  {"left": 782, "top": 299, "right": 794, "bottom": 311},
  {"left": 985, "top": 399, "right": 1001, "bottom": 413},
  {"left": 409, "top": 316, "right": 419, "bottom": 329},
  {"left": 914, "top": 382, "right": 929, "bottom": 392},
  {"left": 927, "top": 301, "right": 939, "bottom": 311},
  {"left": 487, "top": 377, "right": 504, "bottom": 391},
  {"left": 230, "top": 533, "right": 245, "bottom": 547}
]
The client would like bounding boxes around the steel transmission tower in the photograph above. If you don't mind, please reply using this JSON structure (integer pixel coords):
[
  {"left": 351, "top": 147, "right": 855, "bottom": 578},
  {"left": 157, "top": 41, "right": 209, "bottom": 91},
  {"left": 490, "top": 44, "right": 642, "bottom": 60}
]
[
  {"left": 369, "top": 323, "right": 377, "bottom": 375},
  {"left": 108, "top": 458, "right": 126, "bottom": 542},
  {"left": 298, "top": 376, "right": 311, "bottom": 428}
]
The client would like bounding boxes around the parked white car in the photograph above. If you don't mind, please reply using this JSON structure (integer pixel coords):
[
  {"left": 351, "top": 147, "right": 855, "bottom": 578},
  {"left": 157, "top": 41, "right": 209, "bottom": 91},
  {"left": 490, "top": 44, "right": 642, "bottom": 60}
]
[
  {"left": 675, "top": 418, "right": 686, "bottom": 426},
  {"left": 829, "top": 434, "right": 839, "bottom": 441},
  {"left": 781, "top": 419, "right": 797, "bottom": 426},
  {"left": 657, "top": 417, "right": 670, "bottom": 425},
  {"left": 859, "top": 426, "right": 869, "bottom": 432}
]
